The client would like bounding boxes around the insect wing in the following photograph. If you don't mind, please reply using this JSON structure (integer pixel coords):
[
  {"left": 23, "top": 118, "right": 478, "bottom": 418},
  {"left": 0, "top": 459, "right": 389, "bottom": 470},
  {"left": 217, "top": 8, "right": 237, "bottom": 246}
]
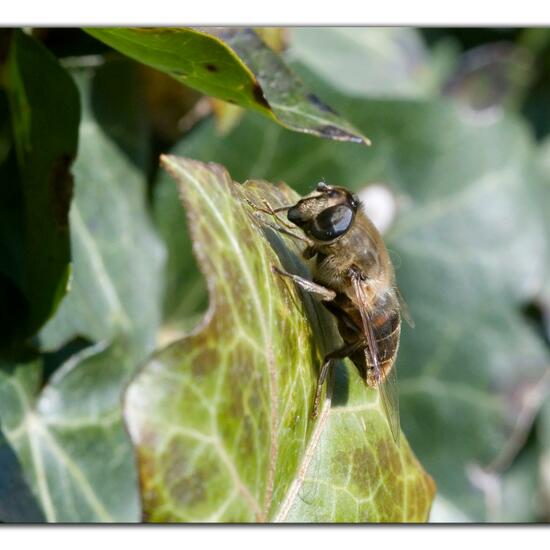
[
  {"left": 351, "top": 275, "right": 401, "bottom": 445},
  {"left": 395, "top": 287, "right": 415, "bottom": 328},
  {"left": 377, "top": 354, "right": 400, "bottom": 445}
]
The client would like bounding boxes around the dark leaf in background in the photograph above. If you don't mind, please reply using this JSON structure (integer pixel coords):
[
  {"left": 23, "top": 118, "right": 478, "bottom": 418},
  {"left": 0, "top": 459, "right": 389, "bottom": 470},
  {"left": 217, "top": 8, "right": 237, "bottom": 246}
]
[
  {"left": 441, "top": 42, "right": 533, "bottom": 113},
  {"left": 31, "top": 28, "right": 112, "bottom": 58},
  {"left": 0, "top": 429, "right": 44, "bottom": 522},
  {"left": 39, "top": 60, "right": 165, "bottom": 360},
  {"left": 0, "top": 143, "right": 27, "bottom": 347},
  {"left": 124, "top": 156, "right": 435, "bottom": 522},
  {"left": 0, "top": 90, "right": 10, "bottom": 164},
  {"left": 1, "top": 30, "right": 80, "bottom": 344},
  {"left": 85, "top": 27, "right": 370, "bottom": 145},
  {"left": 139, "top": 65, "right": 202, "bottom": 144}
]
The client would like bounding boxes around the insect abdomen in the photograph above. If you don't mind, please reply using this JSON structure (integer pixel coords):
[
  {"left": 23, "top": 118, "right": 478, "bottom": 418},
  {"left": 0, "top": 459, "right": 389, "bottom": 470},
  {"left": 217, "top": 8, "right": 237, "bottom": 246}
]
[
  {"left": 371, "top": 305, "right": 401, "bottom": 367},
  {"left": 349, "top": 299, "right": 401, "bottom": 386}
]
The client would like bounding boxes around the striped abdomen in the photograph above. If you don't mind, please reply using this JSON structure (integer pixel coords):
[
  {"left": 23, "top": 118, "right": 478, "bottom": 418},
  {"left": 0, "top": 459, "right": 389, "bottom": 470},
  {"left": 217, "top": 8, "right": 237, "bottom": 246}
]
[{"left": 326, "top": 291, "right": 401, "bottom": 386}]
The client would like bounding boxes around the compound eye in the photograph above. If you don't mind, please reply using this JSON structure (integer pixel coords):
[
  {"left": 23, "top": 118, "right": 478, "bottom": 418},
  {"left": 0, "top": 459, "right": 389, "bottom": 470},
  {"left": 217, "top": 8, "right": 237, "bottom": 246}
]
[{"left": 310, "top": 204, "right": 354, "bottom": 241}]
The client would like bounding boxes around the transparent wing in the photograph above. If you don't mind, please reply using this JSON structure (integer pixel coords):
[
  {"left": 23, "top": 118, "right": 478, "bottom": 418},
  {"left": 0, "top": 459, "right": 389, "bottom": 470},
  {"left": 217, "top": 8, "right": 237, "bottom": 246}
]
[
  {"left": 377, "top": 355, "right": 400, "bottom": 445},
  {"left": 395, "top": 287, "right": 415, "bottom": 328},
  {"left": 351, "top": 274, "right": 401, "bottom": 445}
]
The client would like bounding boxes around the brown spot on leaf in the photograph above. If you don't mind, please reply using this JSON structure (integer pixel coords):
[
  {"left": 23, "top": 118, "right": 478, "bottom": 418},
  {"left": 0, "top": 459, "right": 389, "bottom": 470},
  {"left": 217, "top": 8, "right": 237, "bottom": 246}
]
[
  {"left": 48, "top": 154, "right": 74, "bottom": 231},
  {"left": 376, "top": 438, "right": 396, "bottom": 470},
  {"left": 306, "top": 93, "right": 337, "bottom": 115},
  {"left": 349, "top": 447, "right": 376, "bottom": 489},
  {"left": 169, "top": 470, "right": 207, "bottom": 508},
  {"left": 204, "top": 63, "right": 218, "bottom": 73},
  {"left": 190, "top": 343, "right": 218, "bottom": 378},
  {"left": 137, "top": 448, "right": 163, "bottom": 521},
  {"left": 162, "top": 437, "right": 207, "bottom": 509},
  {"left": 318, "top": 125, "right": 363, "bottom": 143}
]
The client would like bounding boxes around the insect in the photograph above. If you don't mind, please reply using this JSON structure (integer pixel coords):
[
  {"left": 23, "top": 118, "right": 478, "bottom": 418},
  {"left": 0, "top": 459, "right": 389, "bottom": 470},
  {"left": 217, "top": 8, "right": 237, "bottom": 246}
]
[{"left": 250, "top": 182, "right": 411, "bottom": 444}]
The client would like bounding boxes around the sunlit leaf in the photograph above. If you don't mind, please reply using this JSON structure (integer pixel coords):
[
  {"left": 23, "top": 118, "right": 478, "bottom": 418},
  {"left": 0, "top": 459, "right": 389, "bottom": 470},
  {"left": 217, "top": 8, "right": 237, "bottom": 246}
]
[
  {"left": 85, "top": 27, "right": 369, "bottom": 145},
  {"left": 125, "top": 156, "right": 435, "bottom": 522}
]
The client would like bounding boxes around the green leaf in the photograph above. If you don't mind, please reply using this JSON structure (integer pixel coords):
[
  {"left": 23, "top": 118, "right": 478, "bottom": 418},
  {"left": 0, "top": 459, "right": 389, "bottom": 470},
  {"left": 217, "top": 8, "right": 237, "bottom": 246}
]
[
  {"left": 538, "top": 398, "right": 550, "bottom": 520},
  {"left": 152, "top": 155, "right": 205, "bottom": 337},
  {"left": 125, "top": 156, "right": 435, "bottom": 523},
  {"left": 0, "top": 59, "right": 166, "bottom": 522},
  {"left": 539, "top": 137, "right": 550, "bottom": 303},
  {"left": 499, "top": 448, "right": 543, "bottom": 522},
  {"left": 85, "top": 27, "right": 369, "bottom": 145},
  {"left": 0, "top": 343, "right": 140, "bottom": 522},
  {"left": 153, "top": 93, "right": 550, "bottom": 519},
  {"left": 536, "top": 138, "right": 550, "bottom": 521},
  {"left": 39, "top": 60, "right": 165, "bottom": 360},
  {"left": 2, "top": 30, "right": 80, "bottom": 341},
  {"left": 288, "top": 28, "right": 434, "bottom": 98},
  {"left": 0, "top": 429, "right": 45, "bottom": 522}
]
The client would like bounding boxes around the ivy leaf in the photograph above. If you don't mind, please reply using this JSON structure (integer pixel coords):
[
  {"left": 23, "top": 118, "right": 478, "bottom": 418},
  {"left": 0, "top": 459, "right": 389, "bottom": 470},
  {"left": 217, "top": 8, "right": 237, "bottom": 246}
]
[
  {"left": 539, "top": 397, "right": 550, "bottom": 520},
  {"left": 39, "top": 60, "right": 165, "bottom": 360},
  {"left": 0, "top": 342, "right": 140, "bottom": 522},
  {"left": 0, "top": 429, "right": 45, "bottom": 522},
  {"left": 539, "top": 137, "right": 550, "bottom": 312},
  {"left": 1, "top": 30, "right": 80, "bottom": 343},
  {"left": 124, "top": 156, "right": 435, "bottom": 522},
  {"left": 0, "top": 59, "right": 168, "bottom": 523},
  {"left": 85, "top": 27, "right": 369, "bottom": 146}
]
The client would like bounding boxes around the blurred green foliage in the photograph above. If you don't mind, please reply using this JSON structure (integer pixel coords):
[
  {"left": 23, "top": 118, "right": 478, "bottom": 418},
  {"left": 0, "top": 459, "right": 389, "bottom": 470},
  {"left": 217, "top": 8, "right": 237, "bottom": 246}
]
[{"left": 0, "top": 27, "right": 549, "bottom": 523}]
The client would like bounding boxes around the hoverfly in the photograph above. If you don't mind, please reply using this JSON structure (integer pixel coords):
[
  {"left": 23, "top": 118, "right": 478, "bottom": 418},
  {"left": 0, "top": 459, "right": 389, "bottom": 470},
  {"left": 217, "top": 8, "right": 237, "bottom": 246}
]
[{"left": 250, "top": 182, "right": 411, "bottom": 444}]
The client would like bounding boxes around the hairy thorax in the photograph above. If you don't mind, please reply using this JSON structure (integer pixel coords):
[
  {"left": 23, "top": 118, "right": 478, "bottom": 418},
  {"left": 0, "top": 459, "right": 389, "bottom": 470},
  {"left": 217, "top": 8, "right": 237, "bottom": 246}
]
[{"left": 309, "top": 213, "right": 395, "bottom": 306}]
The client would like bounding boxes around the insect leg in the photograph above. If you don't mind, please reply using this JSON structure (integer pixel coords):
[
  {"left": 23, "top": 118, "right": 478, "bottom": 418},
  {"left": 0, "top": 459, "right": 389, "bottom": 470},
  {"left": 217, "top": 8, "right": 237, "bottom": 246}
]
[
  {"left": 312, "top": 341, "right": 363, "bottom": 418},
  {"left": 260, "top": 218, "right": 311, "bottom": 245},
  {"left": 271, "top": 266, "right": 336, "bottom": 301},
  {"left": 244, "top": 197, "right": 297, "bottom": 230},
  {"left": 245, "top": 197, "right": 315, "bottom": 246}
]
